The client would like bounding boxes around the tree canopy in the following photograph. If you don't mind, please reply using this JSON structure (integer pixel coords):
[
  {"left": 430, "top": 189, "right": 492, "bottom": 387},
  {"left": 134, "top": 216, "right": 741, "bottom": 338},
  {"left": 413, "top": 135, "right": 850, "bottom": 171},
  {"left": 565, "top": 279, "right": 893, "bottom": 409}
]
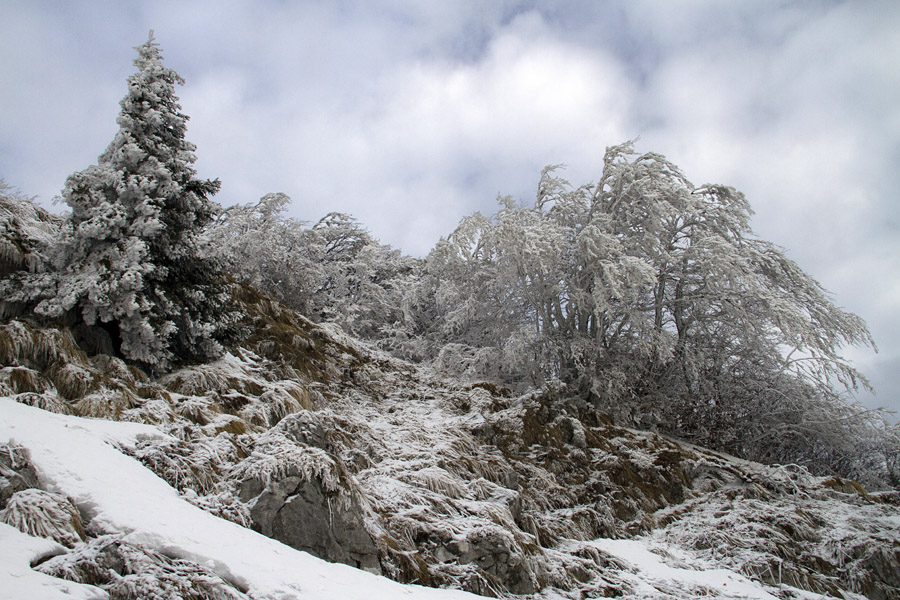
[{"left": 402, "top": 143, "right": 888, "bottom": 485}]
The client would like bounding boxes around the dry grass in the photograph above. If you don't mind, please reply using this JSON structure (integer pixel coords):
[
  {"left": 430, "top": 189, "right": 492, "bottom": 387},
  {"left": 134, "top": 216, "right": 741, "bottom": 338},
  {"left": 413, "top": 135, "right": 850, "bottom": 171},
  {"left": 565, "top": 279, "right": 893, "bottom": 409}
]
[
  {"left": 72, "top": 390, "right": 138, "bottom": 420},
  {"left": 0, "top": 321, "right": 90, "bottom": 371},
  {"left": 0, "top": 366, "right": 48, "bottom": 394},
  {"left": 174, "top": 395, "right": 220, "bottom": 425},
  {"left": 0, "top": 488, "right": 85, "bottom": 547},
  {"left": 12, "top": 391, "right": 71, "bottom": 415},
  {"left": 48, "top": 362, "right": 97, "bottom": 400}
]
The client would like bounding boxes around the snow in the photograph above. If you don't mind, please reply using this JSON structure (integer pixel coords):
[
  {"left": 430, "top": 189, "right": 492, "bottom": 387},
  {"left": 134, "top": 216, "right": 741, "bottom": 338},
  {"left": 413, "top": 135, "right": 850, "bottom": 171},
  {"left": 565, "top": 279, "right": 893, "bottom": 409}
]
[
  {"left": 588, "top": 539, "right": 780, "bottom": 600},
  {"left": 0, "top": 398, "right": 478, "bottom": 600},
  {"left": 3, "top": 394, "right": 888, "bottom": 600},
  {"left": 0, "top": 523, "right": 105, "bottom": 600}
]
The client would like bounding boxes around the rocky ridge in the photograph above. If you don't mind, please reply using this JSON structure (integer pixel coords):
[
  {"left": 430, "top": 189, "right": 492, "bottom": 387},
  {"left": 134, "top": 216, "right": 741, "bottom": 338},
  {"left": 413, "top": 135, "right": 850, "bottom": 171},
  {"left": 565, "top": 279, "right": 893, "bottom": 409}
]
[{"left": 1, "top": 286, "right": 899, "bottom": 599}]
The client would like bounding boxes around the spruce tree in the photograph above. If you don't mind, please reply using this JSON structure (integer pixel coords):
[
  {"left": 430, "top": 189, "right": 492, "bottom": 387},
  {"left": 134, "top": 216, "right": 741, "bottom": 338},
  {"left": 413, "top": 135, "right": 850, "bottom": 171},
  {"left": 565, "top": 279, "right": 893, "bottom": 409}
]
[{"left": 37, "top": 31, "right": 233, "bottom": 371}]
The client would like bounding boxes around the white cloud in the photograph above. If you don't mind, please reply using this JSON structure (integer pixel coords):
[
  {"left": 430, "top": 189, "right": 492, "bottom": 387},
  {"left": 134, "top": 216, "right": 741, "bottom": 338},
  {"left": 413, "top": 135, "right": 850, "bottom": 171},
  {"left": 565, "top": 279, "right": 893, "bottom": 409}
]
[
  {"left": 347, "top": 12, "right": 633, "bottom": 250},
  {"left": 177, "top": 9, "right": 634, "bottom": 254}
]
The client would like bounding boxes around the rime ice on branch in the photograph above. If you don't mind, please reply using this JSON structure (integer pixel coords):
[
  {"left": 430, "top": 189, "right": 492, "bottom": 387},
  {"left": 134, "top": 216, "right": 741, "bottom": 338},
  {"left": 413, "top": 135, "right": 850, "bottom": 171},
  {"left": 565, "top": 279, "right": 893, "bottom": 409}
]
[{"left": 33, "top": 32, "right": 233, "bottom": 371}]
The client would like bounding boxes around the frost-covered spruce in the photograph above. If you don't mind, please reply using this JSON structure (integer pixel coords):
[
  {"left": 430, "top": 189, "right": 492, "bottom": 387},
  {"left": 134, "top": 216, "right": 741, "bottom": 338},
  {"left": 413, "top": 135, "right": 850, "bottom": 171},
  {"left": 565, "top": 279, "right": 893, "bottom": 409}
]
[{"left": 35, "top": 32, "right": 234, "bottom": 372}]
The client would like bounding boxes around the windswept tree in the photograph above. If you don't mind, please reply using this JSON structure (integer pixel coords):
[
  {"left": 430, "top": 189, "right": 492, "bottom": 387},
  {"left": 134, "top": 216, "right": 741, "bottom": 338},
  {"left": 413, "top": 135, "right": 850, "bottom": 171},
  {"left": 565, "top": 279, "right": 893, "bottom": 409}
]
[
  {"left": 417, "top": 143, "right": 890, "bottom": 485},
  {"left": 206, "top": 198, "right": 420, "bottom": 346},
  {"left": 205, "top": 192, "right": 325, "bottom": 316},
  {"left": 29, "top": 32, "right": 235, "bottom": 371}
]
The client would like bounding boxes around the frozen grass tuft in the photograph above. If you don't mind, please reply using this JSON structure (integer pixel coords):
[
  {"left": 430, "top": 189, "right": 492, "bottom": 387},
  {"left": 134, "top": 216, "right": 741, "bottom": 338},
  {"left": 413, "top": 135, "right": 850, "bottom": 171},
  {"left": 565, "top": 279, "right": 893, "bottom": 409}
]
[
  {"left": 0, "top": 365, "right": 48, "bottom": 395},
  {"left": 72, "top": 390, "right": 138, "bottom": 420},
  {"left": 231, "top": 429, "right": 347, "bottom": 499},
  {"left": 0, "top": 321, "right": 89, "bottom": 371},
  {"left": 36, "top": 534, "right": 250, "bottom": 600},
  {"left": 128, "top": 434, "right": 227, "bottom": 496},
  {"left": 0, "top": 488, "right": 85, "bottom": 547},
  {"left": 49, "top": 362, "right": 97, "bottom": 400},
  {"left": 13, "top": 391, "right": 71, "bottom": 414}
]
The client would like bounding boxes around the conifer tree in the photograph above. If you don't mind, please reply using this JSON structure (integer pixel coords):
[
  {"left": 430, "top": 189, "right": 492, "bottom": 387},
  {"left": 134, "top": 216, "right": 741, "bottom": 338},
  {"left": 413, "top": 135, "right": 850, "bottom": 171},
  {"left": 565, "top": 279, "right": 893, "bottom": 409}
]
[{"left": 35, "top": 31, "right": 233, "bottom": 371}]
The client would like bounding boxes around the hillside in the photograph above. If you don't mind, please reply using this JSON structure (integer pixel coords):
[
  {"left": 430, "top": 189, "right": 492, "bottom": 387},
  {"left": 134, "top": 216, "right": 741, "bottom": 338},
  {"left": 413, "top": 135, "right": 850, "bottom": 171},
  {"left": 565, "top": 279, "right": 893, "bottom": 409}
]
[
  {"left": 3, "top": 30, "right": 899, "bottom": 600},
  {"left": 2, "top": 285, "right": 898, "bottom": 599}
]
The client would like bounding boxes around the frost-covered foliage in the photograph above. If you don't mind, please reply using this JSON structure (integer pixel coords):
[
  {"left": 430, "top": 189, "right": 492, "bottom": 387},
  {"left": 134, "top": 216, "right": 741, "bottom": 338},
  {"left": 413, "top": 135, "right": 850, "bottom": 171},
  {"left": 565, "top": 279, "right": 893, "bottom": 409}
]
[
  {"left": 206, "top": 196, "right": 420, "bottom": 352},
  {"left": 96, "top": 329, "right": 900, "bottom": 599},
  {"left": 128, "top": 433, "right": 226, "bottom": 496},
  {"left": 37, "top": 534, "right": 249, "bottom": 600},
  {"left": 205, "top": 192, "right": 324, "bottom": 316},
  {"left": 6, "top": 33, "right": 238, "bottom": 372},
  {"left": 231, "top": 429, "right": 349, "bottom": 500},
  {"left": 0, "top": 317, "right": 168, "bottom": 420},
  {"left": 0, "top": 184, "right": 64, "bottom": 321},
  {"left": 0, "top": 183, "right": 61, "bottom": 278},
  {"left": 0, "top": 443, "right": 39, "bottom": 508},
  {"left": 312, "top": 212, "right": 421, "bottom": 345},
  {"left": 4, "top": 29, "right": 897, "bottom": 599},
  {"left": 3, "top": 295, "right": 899, "bottom": 600},
  {"left": 654, "top": 478, "right": 900, "bottom": 599},
  {"left": 409, "top": 144, "right": 891, "bottom": 488}
]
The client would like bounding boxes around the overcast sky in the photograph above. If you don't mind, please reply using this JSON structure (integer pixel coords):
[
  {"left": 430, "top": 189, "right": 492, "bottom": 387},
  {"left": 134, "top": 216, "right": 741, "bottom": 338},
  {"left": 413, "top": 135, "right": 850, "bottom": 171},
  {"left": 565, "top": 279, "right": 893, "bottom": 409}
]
[{"left": 2, "top": 0, "right": 898, "bottom": 417}]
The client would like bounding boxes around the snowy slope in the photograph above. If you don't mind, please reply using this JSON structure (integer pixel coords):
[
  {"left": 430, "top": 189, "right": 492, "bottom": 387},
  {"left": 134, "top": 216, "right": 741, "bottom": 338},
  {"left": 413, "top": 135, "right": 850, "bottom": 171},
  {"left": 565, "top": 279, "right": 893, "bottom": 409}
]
[
  {"left": 5, "top": 396, "right": 874, "bottom": 600},
  {"left": 1, "top": 298, "right": 897, "bottom": 599},
  {"left": 0, "top": 398, "right": 479, "bottom": 600},
  {"left": 0, "top": 522, "right": 105, "bottom": 600}
]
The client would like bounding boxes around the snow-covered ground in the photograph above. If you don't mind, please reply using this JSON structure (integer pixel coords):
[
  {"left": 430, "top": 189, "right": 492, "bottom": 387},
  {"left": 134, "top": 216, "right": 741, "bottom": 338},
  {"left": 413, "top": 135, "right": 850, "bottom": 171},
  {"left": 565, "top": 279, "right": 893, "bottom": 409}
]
[
  {"left": 588, "top": 539, "right": 779, "bottom": 600},
  {"left": 1, "top": 522, "right": 105, "bottom": 600},
  {"left": 1, "top": 397, "right": 848, "bottom": 600},
  {"left": 0, "top": 398, "right": 478, "bottom": 600}
]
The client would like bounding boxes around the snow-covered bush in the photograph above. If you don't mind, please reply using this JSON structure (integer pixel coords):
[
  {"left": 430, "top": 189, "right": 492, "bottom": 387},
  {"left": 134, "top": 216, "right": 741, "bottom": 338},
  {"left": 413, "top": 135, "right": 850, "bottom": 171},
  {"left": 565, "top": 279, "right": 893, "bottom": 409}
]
[
  {"left": 37, "top": 534, "right": 249, "bottom": 600},
  {"left": 0, "top": 184, "right": 59, "bottom": 274},
  {"left": 0, "top": 488, "right": 85, "bottom": 547},
  {"left": 205, "top": 192, "right": 325, "bottom": 317},
  {"left": 410, "top": 144, "right": 891, "bottom": 488},
  {"left": 0, "top": 184, "right": 63, "bottom": 321},
  {"left": 206, "top": 198, "right": 420, "bottom": 351}
]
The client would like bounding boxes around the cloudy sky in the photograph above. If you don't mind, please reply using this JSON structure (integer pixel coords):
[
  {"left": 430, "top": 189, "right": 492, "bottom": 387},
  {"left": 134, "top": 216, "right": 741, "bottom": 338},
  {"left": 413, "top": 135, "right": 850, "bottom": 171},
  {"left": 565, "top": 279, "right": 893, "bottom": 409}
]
[{"left": 2, "top": 0, "right": 898, "bottom": 416}]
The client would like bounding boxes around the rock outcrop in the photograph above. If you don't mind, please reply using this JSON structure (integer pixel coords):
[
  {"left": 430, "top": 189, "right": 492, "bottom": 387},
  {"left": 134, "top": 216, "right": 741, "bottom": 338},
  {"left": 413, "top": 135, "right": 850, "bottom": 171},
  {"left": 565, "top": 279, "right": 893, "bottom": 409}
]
[
  {"left": 0, "top": 443, "right": 39, "bottom": 508},
  {"left": 236, "top": 414, "right": 382, "bottom": 574},
  {"left": 239, "top": 468, "right": 382, "bottom": 574}
]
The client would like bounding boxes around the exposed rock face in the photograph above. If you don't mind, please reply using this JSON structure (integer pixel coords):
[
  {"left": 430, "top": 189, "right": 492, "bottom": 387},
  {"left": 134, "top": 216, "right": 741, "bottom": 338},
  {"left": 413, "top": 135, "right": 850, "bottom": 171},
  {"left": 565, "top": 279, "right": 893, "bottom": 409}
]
[
  {"left": 239, "top": 461, "right": 382, "bottom": 574},
  {"left": 446, "top": 529, "right": 536, "bottom": 595},
  {"left": 0, "top": 443, "right": 39, "bottom": 508}
]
